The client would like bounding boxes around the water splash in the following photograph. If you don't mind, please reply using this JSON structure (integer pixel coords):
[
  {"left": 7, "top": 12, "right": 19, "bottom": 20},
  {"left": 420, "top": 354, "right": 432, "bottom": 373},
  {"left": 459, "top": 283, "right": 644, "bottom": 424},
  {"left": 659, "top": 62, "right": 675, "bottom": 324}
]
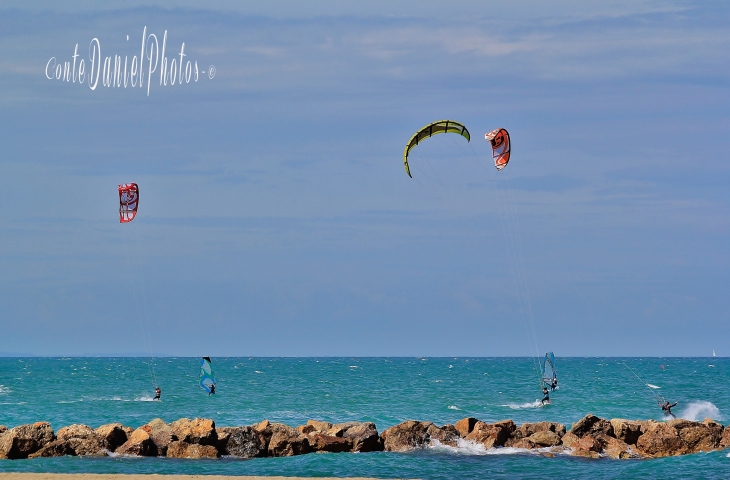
[
  {"left": 448, "top": 405, "right": 461, "bottom": 410},
  {"left": 429, "top": 438, "right": 570, "bottom": 456},
  {"left": 501, "top": 400, "right": 544, "bottom": 409},
  {"left": 679, "top": 401, "right": 723, "bottom": 421}
]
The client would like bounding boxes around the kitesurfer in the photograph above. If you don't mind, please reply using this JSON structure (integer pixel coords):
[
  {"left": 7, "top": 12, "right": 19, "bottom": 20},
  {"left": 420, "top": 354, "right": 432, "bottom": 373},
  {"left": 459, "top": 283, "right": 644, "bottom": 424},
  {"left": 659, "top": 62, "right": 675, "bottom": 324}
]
[
  {"left": 541, "top": 386, "right": 550, "bottom": 405},
  {"left": 209, "top": 383, "right": 216, "bottom": 395},
  {"left": 661, "top": 400, "right": 678, "bottom": 418},
  {"left": 153, "top": 387, "right": 161, "bottom": 401}
]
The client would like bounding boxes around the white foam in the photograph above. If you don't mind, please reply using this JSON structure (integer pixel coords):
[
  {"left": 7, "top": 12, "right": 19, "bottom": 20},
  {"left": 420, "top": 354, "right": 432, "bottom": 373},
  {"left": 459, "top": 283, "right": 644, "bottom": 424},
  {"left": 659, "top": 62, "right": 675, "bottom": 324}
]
[
  {"left": 0, "top": 385, "right": 10, "bottom": 394},
  {"left": 448, "top": 405, "right": 461, "bottom": 410},
  {"left": 501, "top": 400, "right": 544, "bottom": 410},
  {"left": 254, "top": 370, "right": 264, "bottom": 374},
  {"left": 136, "top": 395, "right": 157, "bottom": 402},
  {"left": 429, "top": 438, "right": 569, "bottom": 457},
  {"left": 679, "top": 401, "right": 723, "bottom": 421}
]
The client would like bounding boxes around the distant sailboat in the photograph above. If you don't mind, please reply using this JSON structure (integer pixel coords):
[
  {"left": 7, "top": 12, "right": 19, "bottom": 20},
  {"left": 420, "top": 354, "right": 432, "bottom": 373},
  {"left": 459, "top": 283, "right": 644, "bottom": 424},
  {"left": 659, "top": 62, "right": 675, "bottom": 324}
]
[{"left": 713, "top": 350, "right": 716, "bottom": 357}]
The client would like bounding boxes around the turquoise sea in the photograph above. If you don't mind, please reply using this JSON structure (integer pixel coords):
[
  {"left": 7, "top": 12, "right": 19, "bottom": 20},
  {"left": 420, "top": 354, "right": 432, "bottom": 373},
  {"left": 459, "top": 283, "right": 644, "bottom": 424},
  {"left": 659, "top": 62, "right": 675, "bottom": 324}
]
[{"left": 1, "top": 357, "right": 729, "bottom": 479}]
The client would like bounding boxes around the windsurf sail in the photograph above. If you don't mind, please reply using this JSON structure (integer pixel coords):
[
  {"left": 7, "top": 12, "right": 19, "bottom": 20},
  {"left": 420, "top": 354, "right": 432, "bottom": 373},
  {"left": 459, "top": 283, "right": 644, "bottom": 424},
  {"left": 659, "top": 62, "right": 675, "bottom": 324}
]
[
  {"left": 199, "top": 357, "right": 216, "bottom": 394},
  {"left": 541, "top": 352, "right": 558, "bottom": 388}
]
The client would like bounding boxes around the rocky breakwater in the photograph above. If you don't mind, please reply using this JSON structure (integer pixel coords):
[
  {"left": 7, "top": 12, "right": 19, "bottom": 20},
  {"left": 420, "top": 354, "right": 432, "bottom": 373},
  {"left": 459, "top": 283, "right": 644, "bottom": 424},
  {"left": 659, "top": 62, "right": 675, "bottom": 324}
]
[
  {"left": 0, "top": 418, "right": 382, "bottom": 459},
  {"left": 381, "top": 414, "right": 728, "bottom": 459},
  {"left": 0, "top": 415, "right": 728, "bottom": 460}
]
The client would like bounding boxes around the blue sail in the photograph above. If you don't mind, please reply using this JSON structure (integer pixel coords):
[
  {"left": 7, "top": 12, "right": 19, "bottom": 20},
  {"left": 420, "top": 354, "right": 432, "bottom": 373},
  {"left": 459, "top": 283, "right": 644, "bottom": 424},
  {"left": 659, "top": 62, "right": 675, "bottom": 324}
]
[
  {"left": 541, "top": 352, "right": 557, "bottom": 388},
  {"left": 199, "top": 357, "right": 216, "bottom": 394}
]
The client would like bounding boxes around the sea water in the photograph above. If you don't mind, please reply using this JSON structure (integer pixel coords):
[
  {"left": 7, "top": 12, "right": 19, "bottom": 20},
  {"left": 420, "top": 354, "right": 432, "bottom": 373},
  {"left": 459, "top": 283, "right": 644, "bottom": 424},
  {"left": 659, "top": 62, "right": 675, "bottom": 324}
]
[{"left": 0, "top": 357, "right": 728, "bottom": 479}]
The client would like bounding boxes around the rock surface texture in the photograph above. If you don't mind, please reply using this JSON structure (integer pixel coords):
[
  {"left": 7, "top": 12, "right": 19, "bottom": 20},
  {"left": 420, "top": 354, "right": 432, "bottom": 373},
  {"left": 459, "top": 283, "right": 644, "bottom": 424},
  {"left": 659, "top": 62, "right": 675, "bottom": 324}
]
[{"left": 0, "top": 415, "right": 726, "bottom": 460}]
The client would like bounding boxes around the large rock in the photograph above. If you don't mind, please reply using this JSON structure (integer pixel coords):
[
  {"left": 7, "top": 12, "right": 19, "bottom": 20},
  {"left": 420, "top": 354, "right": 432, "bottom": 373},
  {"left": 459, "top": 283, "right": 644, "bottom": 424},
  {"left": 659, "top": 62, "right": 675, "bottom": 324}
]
[
  {"left": 29, "top": 424, "right": 107, "bottom": 458},
  {"left": 671, "top": 419, "right": 723, "bottom": 453},
  {"left": 219, "top": 426, "right": 266, "bottom": 458},
  {"left": 0, "top": 422, "right": 55, "bottom": 459},
  {"left": 596, "top": 434, "right": 637, "bottom": 459},
  {"left": 635, "top": 419, "right": 723, "bottom": 458},
  {"left": 115, "top": 427, "right": 158, "bottom": 456},
  {"left": 56, "top": 424, "right": 95, "bottom": 441},
  {"left": 167, "top": 441, "right": 219, "bottom": 458},
  {"left": 95, "top": 423, "right": 129, "bottom": 451},
  {"left": 571, "top": 435, "right": 602, "bottom": 458},
  {"left": 609, "top": 419, "right": 643, "bottom": 445},
  {"left": 381, "top": 421, "right": 458, "bottom": 452},
  {"left": 464, "top": 420, "right": 515, "bottom": 449},
  {"left": 454, "top": 418, "right": 478, "bottom": 437},
  {"left": 720, "top": 423, "right": 730, "bottom": 448},
  {"left": 256, "top": 422, "right": 310, "bottom": 457},
  {"left": 635, "top": 422, "right": 686, "bottom": 457},
  {"left": 298, "top": 420, "right": 332, "bottom": 435},
  {"left": 560, "top": 432, "right": 580, "bottom": 448},
  {"left": 569, "top": 414, "right": 614, "bottom": 438},
  {"left": 170, "top": 418, "right": 217, "bottom": 446},
  {"left": 335, "top": 422, "right": 383, "bottom": 452},
  {"left": 506, "top": 422, "right": 565, "bottom": 447},
  {"left": 145, "top": 419, "right": 176, "bottom": 455},
  {"left": 269, "top": 431, "right": 310, "bottom": 457},
  {"left": 0, "top": 426, "right": 7, "bottom": 435},
  {"left": 528, "top": 431, "right": 562, "bottom": 447},
  {"left": 27, "top": 440, "right": 73, "bottom": 458},
  {"left": 52, "top": 424, "right": 107, "bottom": 456},
  {"left": 308, "top": 433, "right": 353, "bottom": 453}
]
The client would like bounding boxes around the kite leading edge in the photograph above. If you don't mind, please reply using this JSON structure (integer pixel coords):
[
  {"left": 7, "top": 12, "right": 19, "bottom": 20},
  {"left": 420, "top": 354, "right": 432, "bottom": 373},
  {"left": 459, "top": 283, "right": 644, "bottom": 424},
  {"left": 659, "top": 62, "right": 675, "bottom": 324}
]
[{"left": 403, "top": 120, "right": 470, "bottom": 178}]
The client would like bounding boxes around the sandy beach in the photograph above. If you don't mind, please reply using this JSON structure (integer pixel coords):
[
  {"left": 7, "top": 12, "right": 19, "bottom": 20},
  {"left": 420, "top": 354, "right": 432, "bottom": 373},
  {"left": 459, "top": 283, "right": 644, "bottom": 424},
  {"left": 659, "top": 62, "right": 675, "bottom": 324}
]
[{"left": 0, "top": 475, "right": 389, "bottom": 480}]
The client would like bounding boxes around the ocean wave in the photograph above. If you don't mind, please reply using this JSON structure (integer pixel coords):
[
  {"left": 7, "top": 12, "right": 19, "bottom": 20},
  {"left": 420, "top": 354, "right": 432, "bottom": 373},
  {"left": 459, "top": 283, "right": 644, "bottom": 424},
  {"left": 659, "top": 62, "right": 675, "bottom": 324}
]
[
  {"left": 679, "top": 401, "right": 723, "bottom": 421},
  {"left": 429, "top": 439, "right": 569, "bottom": 456},
  {"left": 448, "top": 405, "right": 461, "bottom": 410},
  {"left": 0, "top": 385, "right": 10, "bottom": 394},
  {"left": 501, "top": 400, "right": 544, "bottom": 410}
]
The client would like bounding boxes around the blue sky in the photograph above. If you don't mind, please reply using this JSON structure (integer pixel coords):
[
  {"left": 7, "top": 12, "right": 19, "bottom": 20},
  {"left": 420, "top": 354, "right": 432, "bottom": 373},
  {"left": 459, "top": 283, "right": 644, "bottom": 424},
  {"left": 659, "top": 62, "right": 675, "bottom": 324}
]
[{"left": 0, "top": 1, "right": 728, "bottom": 356}]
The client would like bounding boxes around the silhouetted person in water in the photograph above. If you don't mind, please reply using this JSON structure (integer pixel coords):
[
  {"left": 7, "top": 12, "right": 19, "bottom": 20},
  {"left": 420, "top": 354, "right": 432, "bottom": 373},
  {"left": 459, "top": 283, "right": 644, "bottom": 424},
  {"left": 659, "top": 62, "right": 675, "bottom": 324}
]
[
  {"left": 153, "top": 387, "right": 161, "bottom": 401},
  {"left": 661, "top": 400, "right": 678, "bottom": 418},
  {"left": 209, "top": 384, "right": 216, "bottom": 395}
]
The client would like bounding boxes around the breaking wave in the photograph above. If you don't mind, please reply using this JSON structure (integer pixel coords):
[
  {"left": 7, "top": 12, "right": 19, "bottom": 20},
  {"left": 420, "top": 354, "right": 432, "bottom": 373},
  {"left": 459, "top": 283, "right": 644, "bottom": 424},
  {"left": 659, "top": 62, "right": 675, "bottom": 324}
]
[
  {"left": 429, "top": 439, "right": 569, "bottom": 456},
  {"left": 0, "top": 385, "right": 10, "bottom": 394},
  {"left": 679, "top": 401, "right": 723, "bottom": 422}
]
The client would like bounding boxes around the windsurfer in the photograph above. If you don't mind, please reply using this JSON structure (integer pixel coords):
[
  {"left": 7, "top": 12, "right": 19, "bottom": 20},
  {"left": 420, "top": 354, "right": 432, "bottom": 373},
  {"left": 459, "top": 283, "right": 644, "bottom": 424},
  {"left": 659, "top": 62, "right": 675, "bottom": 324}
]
[{"left": 209, "top": 383, "right": 215, "bottom": 395}]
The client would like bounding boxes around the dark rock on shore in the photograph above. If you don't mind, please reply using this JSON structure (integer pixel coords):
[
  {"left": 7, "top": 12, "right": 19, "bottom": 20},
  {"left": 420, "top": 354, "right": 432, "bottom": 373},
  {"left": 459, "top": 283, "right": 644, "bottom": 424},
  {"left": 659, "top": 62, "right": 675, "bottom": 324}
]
[
  {"left": 29, "top": 424, "right": 108, "bottom": 458},
  {"left": 0, "top": 422, "right": 55, "bottom": 459},
  {"left": 381, "top": 420, "right": 458, "bottom": 451},
  {"left": 218, "top": 426, "right": 266, "bottom": 458},
  {"left": 115, "top": 426, "right": 158, "bottom": 456},
  {"left": 95, "top": 423, "right": 129, "bottom": 451}
]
